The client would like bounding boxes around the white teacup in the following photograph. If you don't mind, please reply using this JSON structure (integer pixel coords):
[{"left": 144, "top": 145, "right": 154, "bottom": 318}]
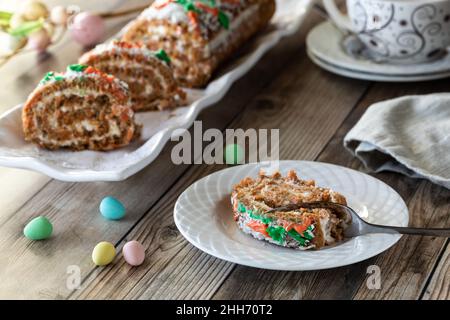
[{"left": 323, "top": 0, "right": 450, "bottom": 64}]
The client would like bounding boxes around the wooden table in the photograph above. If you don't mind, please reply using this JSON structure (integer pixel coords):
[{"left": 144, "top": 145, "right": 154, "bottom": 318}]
[{"left": 0, "top": 0, "right": 449, "bottom": 300}]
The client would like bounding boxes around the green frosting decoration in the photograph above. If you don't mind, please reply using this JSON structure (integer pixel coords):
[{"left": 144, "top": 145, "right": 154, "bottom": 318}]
[
  {"left": 175, "top": 0, "right": 201, "bottom": 13},
  {"left": 267, "top": 226, "right": 286, "bottom": 244},
  {"left": 288, "top": 229, "right": 307, "bottom": 246},
  {"left": 287, "top": 225, "right": 315, "bottom": 246},
  {"left": 175, "top": 0, "right": 230, "bottom": 30},
  {"left": 40, "top": 71, "right": 64, "bottom": 85},
  {"left": 303, "top": 225, "right": 315, "bottom": 240},
  {"left": 237, "top": 202, "right": 246, "bottom": 213},
  {"left": 200, "top": 0, "right": 216, "bottom": 6},
  {"left": 67, "top": 64, "right": 88, "bottom": 73},
  {"left": 248, "top": 210, "right": 272, "bottom": 224},
  {"left": 41, "top": 71, "right": 54, "bottom": 84},
  {"left": 218, "top": 11, "right": 229, "bottom": 29},
  {"left": 238, "top": 201, "right": 273, "bottom": 224},
  {"left": 155, "top": 49, "right": 171, "bottom": 65}
]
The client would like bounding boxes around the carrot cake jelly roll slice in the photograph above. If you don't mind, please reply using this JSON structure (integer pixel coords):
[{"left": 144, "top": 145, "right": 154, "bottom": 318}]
[
  {"left": 231, "top": 171, "right": 352, "bottom": 250},
  {"left": 22, "top": 64, "right": 141, "bottom": 151},
  {"left": 79, "top": 41, "right": 186, "bottom": 111},
  {"left": 122, "top": 0, "right": 276, "bottom": 88}
]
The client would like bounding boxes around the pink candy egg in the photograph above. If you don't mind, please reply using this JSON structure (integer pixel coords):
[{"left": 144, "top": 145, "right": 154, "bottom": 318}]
[
  {"left": 69, "top": 12, "right": 105, "bottom": 47},
  {"left": 28, "top": 29, "right": 51, "bottom": 52},
  {"left": 122, "top": 240, "right": 145, "bottom": 266}
]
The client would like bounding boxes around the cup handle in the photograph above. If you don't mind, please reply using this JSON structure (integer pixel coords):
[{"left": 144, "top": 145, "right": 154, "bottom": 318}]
[{"left": 322, "top": 0, "right": 354, "bottom": 32}]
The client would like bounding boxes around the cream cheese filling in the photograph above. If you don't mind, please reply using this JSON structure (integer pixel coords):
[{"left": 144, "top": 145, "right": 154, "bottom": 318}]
[{"left": 32, "top": 89, "right": 126, "bottom": 147}]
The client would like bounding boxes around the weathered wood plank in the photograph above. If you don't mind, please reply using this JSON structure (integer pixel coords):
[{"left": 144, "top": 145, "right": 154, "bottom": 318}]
[
  {"left": 70, "top": 165, "right": 235, "bottom": 299},
  {"left": 422, "top": 241, "right": 450, "bottom": 300},
  {"left": 0, "top": 0, "right": 147, "bottom": 236},
  {"left": 0, "top": 7, "right": 332, "bottom": 300},
  {"left": 0, "top": 0, "right": 133, "bottom": 113},
  {"left": 2, "top": 0, "right": 447, "bottom": 300},
  {"left": 71, "top": 16, "right": 370, "bottom": 299},
  {"left": 213, "top": 79, "right": 450, "bottom": 300},
  {"left": 349, "top": 82, "right": 450, "bottom": 300}
]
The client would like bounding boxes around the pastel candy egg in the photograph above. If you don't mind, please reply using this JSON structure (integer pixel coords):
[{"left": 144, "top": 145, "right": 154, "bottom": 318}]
[
  {"left": 92, "top": 241, "right": 116, "bottom": 266},
  {"left": 122, "top": 240, "right": 145, "bottom": 266},
  {"left": 21, "top": 1, "right": 49, "bottom": 21},
  {"left": 23, "top": 216, "right": 53, "bottom": 240},
  {"left": 69, "top": 12, "right": 105, "bottom": 47},
  {"left": 100, "top": 196, "right": 125, "bottom": 220},
  {"left": 28, "top": 29, "right": 51, "bottom": 52},
  {"left": 224, "top": 143, "right": 244, "bottom": 165}
]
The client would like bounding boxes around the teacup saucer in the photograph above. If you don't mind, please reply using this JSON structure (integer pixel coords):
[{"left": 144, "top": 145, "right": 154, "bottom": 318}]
[{"left": 306, "top": 21, "right": 450, "bottom": 82}]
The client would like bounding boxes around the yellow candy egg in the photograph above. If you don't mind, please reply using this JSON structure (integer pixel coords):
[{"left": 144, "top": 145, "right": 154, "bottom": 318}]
[
  {"left": 92, "top": 241, "right": 116, "bottom": 266},
  {"left": 21, "top": 1, "right": 49, "bottom": 21}
]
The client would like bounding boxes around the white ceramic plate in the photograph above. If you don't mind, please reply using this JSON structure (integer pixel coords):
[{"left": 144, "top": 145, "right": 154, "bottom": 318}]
[
  {"left": 0, "top": 0, "right": 312, "bottom": 182},
  {"left": 174, "top": 161, "right": 409, "bottom": 271},
  {"left": 307, "top": 21, "right": 450, "bottom": 82}
]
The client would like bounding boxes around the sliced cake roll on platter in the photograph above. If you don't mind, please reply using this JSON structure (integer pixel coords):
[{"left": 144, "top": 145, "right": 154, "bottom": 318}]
[
  {"left": 231, "top": 170, "right": 351, "bottom": 250},
  {"left": 22, "top": 64, "right": 141, "bottom": 151},
  {"left": 79, "top": 41, "right": 186, "bottom": 111},
  {"left": 122, "top": 0, "right": 276, "bottom": 87}
]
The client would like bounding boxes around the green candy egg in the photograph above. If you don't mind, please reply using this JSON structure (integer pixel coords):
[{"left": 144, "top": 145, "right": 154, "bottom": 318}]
[
  {"left": 23, "top": 216, "right": 53, "bottom": 240},
  {"left": 224, "top": 143, "right": 244, "bottom": 165}
]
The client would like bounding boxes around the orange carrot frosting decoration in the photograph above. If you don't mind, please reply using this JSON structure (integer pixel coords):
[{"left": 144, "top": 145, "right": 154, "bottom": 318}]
[
  {"left": 84, "top": 66, "right": 115, "bottom": 83},
  {"left": 195, "top": 2, "right": 219, "bottom": 16},
  {"left": 280, "top": 221, "right": 294, "bottom": 231},
  {"left": 292, "top": 217, "right": 312, "bottom": 236},
  {"left": 247, "top": 220, "right": 269, "bottom": 237},
  {"left": 154, "top": 0, "right": 231, "bottom": 30},
  {"left": 187, "top": 11, "right": 200, "bottom": 30}
]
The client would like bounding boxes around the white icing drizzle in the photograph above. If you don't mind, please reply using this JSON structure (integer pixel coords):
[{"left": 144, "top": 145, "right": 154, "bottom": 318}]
[
  {"left": 90, "top": 41, "right": 165, "bottom": 64},
  {"left": 208, "top": 5, "right": 258, "bottom": 51},
  {"left": 141, "top": 1, "right": 189, "bottom": 24},
  {"left": 32, "top": 87, "right": 131, "bottom": 147},
  {"left": 139, "top": 0, "right": 250, "bottom": 39},
  {"left": 39, "top": 67, "right": 129, "bottom": 93}
]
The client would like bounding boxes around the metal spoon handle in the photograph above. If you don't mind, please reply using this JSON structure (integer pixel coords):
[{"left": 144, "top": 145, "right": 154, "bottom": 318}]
[
  {"left": 363, "top": 223, "right": 450, "bottom": 237},
  {"left": 265, "top": 202, "right": 450, "bottom": 238}
]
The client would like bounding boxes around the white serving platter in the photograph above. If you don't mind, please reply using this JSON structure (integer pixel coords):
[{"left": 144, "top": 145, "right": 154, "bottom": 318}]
[{"left": 0, "top": 0, "right": 312, "bottom": 182}]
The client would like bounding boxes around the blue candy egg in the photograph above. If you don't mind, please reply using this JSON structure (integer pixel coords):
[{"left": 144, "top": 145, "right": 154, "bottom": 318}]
[{"left": 100, "top": 196, "right": 126, "bottom": 220}]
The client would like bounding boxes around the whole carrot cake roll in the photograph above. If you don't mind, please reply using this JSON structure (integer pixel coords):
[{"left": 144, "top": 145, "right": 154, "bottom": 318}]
[
  {"left": 122, "top": 0, "right": 276, "bottom": 88},
  {"left": 22, "top": 64, "right": 140, "bottom": 151},
  {"left": 231, "top": 170, "right": 351, "bottom": 250},
  {"left": 79, "top": 41, "right": 186, "bottom": 111}
]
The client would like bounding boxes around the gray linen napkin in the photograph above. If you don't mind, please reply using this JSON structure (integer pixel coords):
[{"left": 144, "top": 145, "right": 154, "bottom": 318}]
[{"left": 344, "top": 93, "right": 450, "bottom": 189}]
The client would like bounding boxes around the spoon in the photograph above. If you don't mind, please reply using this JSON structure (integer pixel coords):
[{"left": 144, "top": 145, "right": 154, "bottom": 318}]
[{"left": 266, "top": 202, "right": 450, "bottom": 238}]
